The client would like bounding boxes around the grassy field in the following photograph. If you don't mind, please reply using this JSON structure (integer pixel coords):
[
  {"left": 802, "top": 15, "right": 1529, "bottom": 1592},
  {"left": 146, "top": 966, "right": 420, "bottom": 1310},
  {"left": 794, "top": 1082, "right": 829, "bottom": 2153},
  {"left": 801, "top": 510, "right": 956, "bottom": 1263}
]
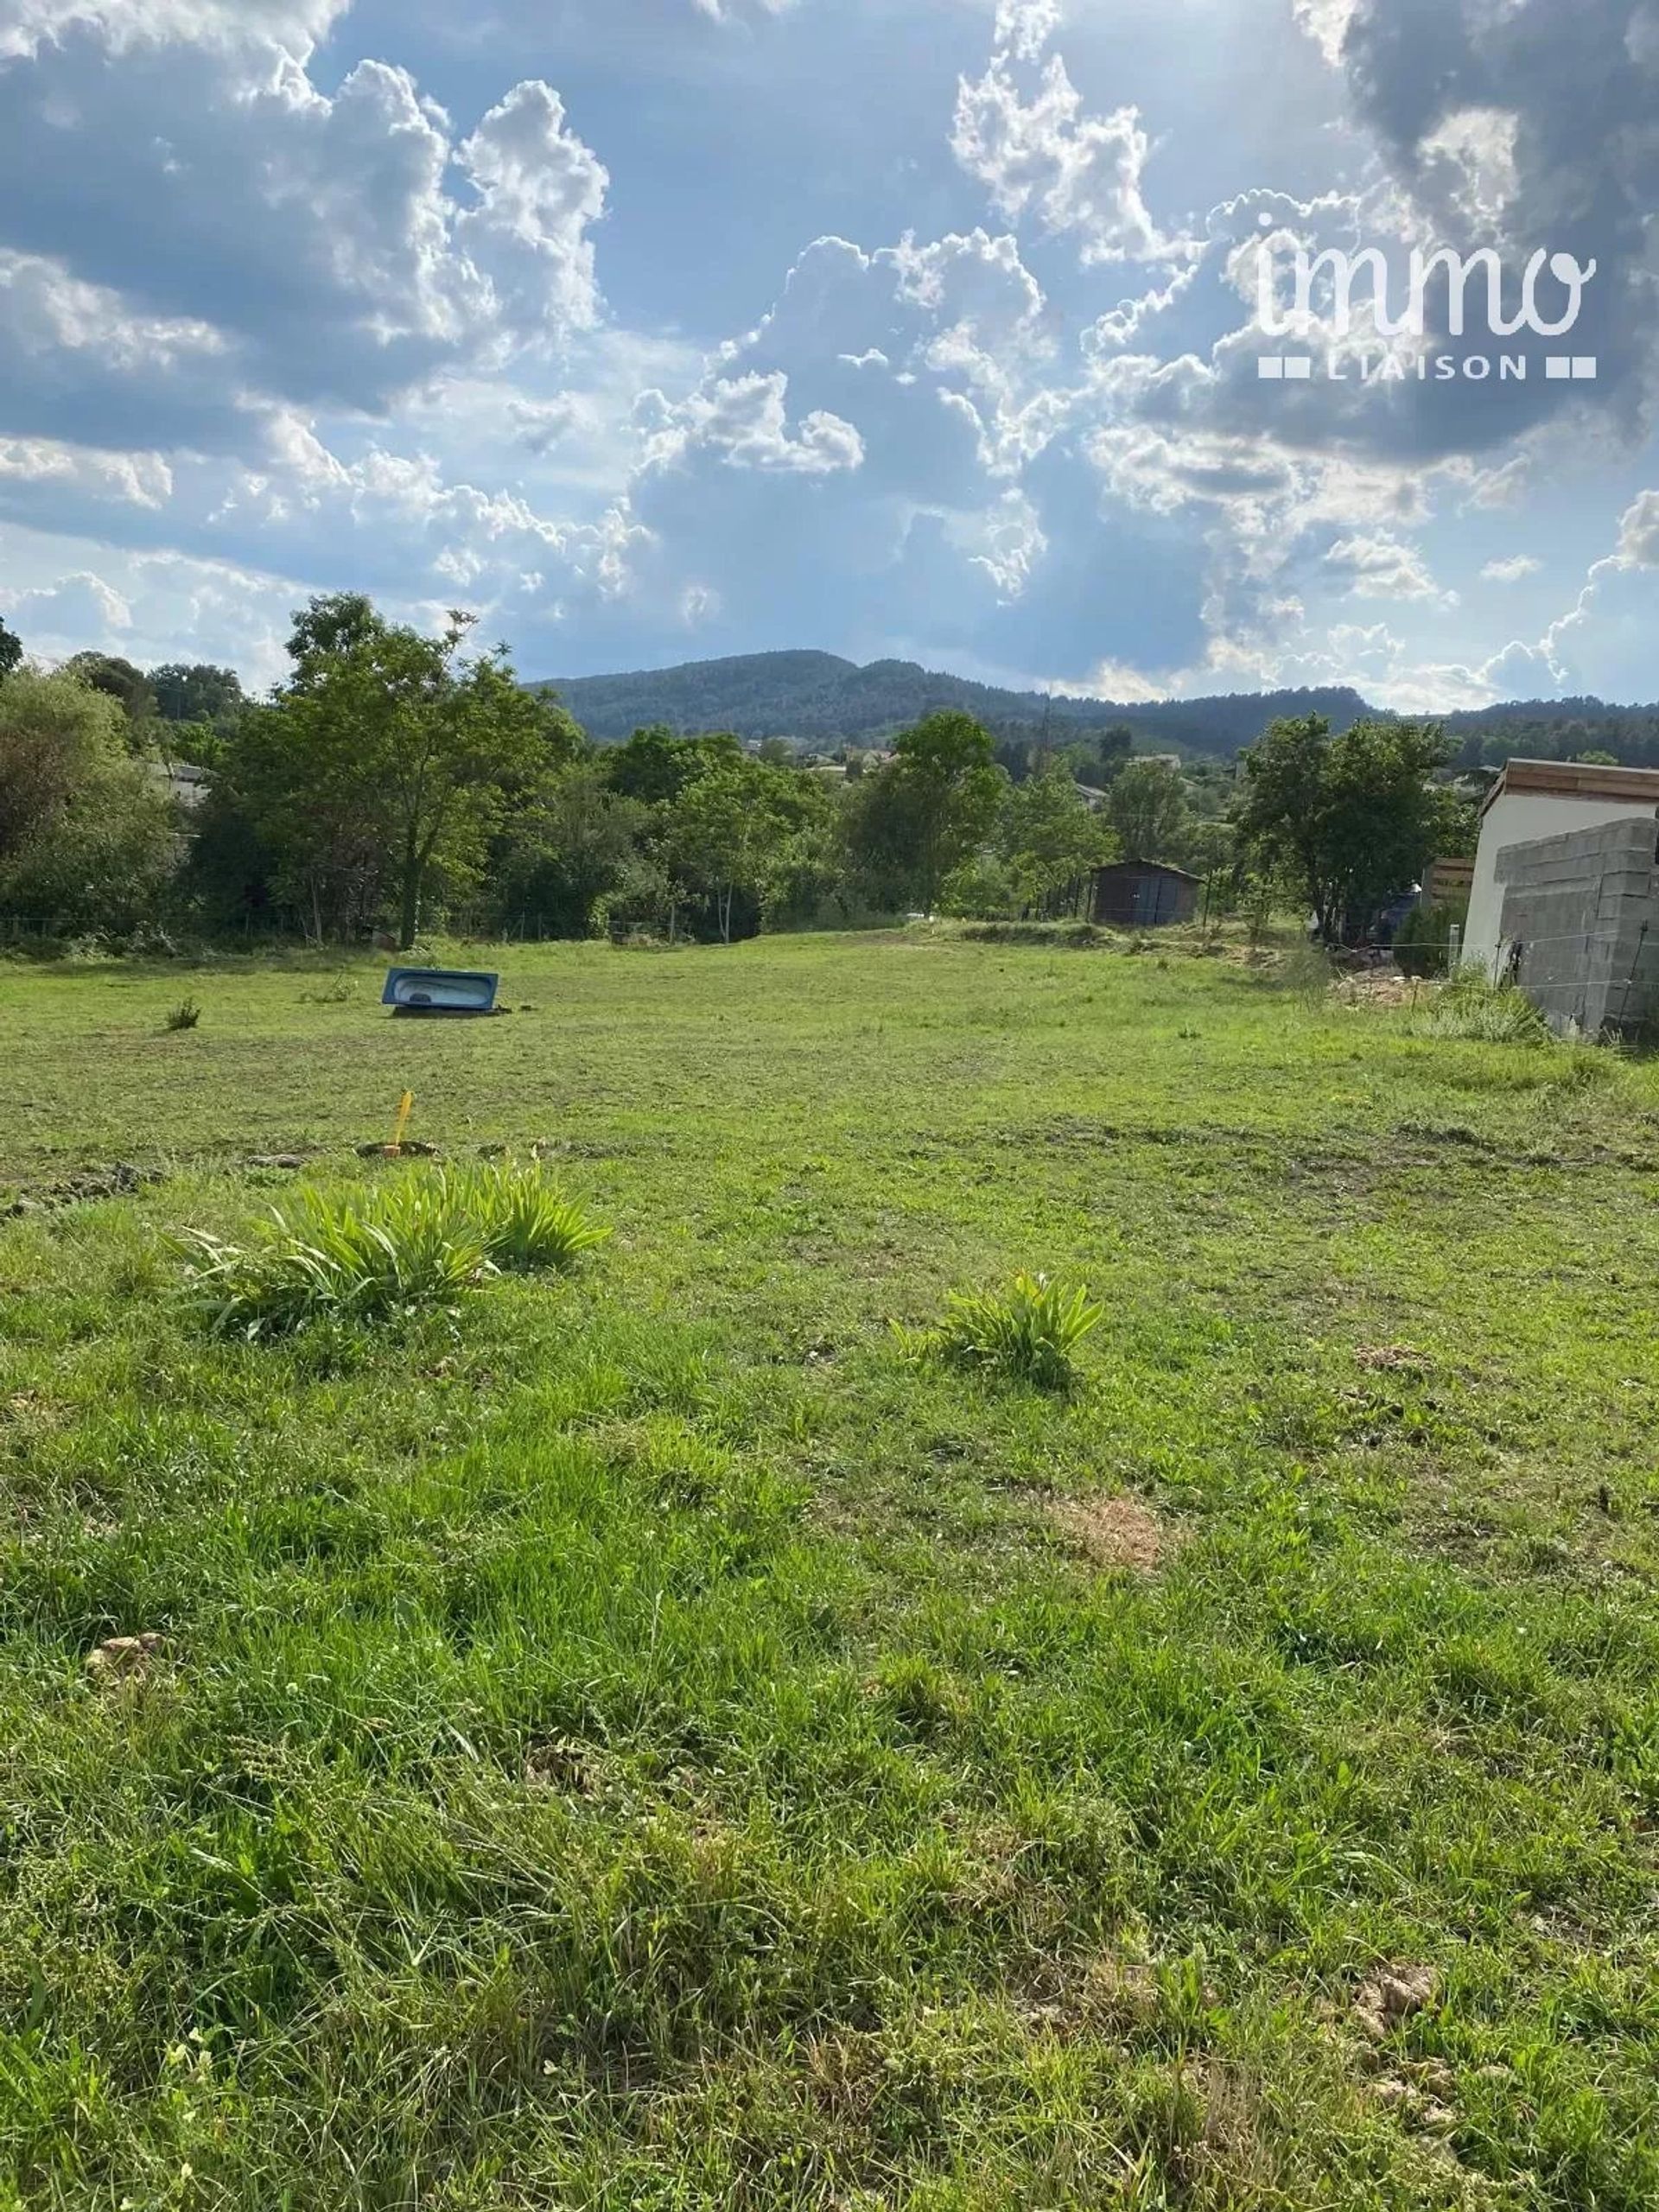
[{"left": 3, "top": 930, "right": 1658, "bottom": 2210}]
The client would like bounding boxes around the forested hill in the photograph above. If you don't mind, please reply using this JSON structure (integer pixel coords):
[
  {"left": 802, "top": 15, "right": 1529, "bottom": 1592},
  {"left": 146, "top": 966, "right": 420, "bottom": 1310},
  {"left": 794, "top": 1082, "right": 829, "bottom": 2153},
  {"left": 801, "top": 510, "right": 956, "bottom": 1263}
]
[
  {"left": 536, "top": 652, "right": 1371, "bottom": 753},
  {"left": 537, "top": 651, "right": 1659, "bottom": 765}
]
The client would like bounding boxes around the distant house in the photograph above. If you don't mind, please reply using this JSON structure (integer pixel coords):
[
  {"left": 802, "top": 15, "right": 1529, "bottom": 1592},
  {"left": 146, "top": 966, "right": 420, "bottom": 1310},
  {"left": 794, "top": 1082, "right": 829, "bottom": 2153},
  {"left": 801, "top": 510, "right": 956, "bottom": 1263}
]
[
  {"left": 145, "top": 760, "right": 211, "bottom": 812},
  {"left": 1464, "top": 760, "right": 1659, "bottom": 976},
  {"left": 1090, "top": 861, "right": 1202, "bottom": 929}
]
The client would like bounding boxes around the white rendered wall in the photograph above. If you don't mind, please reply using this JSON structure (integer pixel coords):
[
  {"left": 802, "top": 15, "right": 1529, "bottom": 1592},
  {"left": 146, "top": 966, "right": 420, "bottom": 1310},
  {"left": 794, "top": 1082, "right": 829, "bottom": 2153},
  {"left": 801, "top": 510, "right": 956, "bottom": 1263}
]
[{"left": 1463, "top": 793, "right": 1659, "bottom": 976}]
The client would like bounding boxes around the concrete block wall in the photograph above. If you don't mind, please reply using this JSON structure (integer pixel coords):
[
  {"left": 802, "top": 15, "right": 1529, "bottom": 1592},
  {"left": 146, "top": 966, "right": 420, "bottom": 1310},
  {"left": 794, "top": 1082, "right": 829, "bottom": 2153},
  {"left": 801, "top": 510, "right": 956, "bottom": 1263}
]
[{"left": 1494, "top": 817, "right": 1659, "bottom": 1037}]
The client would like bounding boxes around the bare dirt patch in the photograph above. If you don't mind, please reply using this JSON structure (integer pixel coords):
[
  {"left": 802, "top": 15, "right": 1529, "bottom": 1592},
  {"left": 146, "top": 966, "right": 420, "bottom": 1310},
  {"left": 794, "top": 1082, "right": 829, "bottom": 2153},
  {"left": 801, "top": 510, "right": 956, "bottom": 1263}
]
[
  {"left": 1336, "top": 970, "right": 1422, "bottom": 1009},
  {"left": 85, "top": 1633, "right": 167, "bottom": 1688},
  {"left": 1050, "top": 1493, "right": 1171, "bottom": 1576},
  {"left": 1355, "top": 1962, "right": 1439, "bottom": 2043},
  {"left": 4, "top": 1162, "right": 165, "bottom": 1217},
  {"left": 1355, "top": 1344, "right": 1433, "bottom": 1375}
]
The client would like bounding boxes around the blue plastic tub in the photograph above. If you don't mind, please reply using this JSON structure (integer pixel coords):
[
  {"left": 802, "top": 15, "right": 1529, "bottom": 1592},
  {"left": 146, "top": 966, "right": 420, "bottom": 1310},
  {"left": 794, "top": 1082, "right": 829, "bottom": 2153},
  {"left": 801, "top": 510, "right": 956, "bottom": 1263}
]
[{"left": 382, "top": 967, "right": 500, "bottom": 1016}]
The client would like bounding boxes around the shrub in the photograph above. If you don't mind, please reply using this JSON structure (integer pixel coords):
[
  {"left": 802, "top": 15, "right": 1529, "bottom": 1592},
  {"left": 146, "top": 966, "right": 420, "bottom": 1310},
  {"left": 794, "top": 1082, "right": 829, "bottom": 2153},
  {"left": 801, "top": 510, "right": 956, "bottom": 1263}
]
[
  {"left": 180, "top": 1178, "right": 486, "bottom": 1338},
  {"left": 898, "top": 1271, "right": 1103, "bottom": 1392},
  {"left": 165, "top": 999, "right": 202, "bottom": 1031},
  {"left": 454, "top": 1161, "right": 613, "bottom": 1273},
  {"left": 1394, "top": 903, "right": 1456, "bottom": 980},
  {"left": 179, "top": 1162, "right": 610, "bottom": 1338},
  {"left": 937, "top": 856, "right": 1020, "bottom": 920},
  {"left": 1408, "top": 972, "right": 1550, "bottom": 1046},
  {"left": 1268, "top": 942, "right": 1336, "bottom": 998}
]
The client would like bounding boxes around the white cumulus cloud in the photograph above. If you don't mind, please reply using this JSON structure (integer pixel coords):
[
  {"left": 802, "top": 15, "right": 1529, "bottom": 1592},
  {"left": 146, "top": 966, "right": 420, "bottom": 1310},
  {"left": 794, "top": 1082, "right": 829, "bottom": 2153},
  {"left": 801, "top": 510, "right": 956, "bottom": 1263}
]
[
  {"left": 457, "top": 82, "right": 609, "bottom": 339},
  {"left": 1481, "top": 554, "right": 1541, "bottom": 582},
  {"left": 993, "top": 0, "right": 1061, "bottom": 63},
  {"left": 0, "top": 13, "right": 611, "bottom": 441},
  {"left": 952, "top": 53, "right": 1173, "bottom": 264},
  {"left": 2, "top": 566, "right": 134, "bottom": 637},
  {"left": 637, "top": 372, "right": 866, "bottom": 475},
  {"left": 1325, "top": 531, "right": 1453, "bottom": 604},
  {"left": 1615, "top": 488, "right": 1659, "bottom": 567},
  {"left": 1291, "top": 0, "right": 1359, "bottom": 67},
  {"left": 0, "top": 0, "right": 347, "bottom": 58}
]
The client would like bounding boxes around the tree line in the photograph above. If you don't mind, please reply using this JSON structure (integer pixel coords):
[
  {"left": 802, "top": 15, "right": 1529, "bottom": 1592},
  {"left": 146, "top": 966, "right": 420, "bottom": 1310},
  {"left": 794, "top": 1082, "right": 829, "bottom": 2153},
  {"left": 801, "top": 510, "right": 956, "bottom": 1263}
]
[{"left": 0, "top": 594, "right": 1478, "bottom": 950}]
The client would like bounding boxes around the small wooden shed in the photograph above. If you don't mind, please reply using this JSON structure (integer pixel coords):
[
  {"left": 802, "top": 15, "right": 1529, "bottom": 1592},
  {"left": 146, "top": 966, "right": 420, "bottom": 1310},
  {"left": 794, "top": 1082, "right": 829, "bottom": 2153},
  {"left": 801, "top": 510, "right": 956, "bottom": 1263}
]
[{"left": 1090, "top": 861, "right": 1202, "bottom": 929}]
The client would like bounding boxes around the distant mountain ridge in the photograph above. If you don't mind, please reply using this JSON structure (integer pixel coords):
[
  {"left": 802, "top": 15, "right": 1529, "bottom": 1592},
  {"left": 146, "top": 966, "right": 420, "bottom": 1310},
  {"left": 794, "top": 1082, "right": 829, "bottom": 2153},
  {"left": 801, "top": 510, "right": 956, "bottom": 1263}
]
[
  {"left": 536, "top": 651, "right": 1370, "bottom": 753},
  {"left": 536, "top": 650, "right": 1659, "bottom": 760}
]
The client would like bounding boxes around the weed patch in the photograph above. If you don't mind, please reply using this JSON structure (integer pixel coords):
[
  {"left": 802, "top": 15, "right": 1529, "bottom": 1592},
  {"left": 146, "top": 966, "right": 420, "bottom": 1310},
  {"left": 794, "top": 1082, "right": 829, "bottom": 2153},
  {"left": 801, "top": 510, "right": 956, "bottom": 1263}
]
[
  {"left": 1408, "top": 974, "right": 1552, "bottom": 1045},
  {"left": 898, "top": 1271, "right": 1103, "bottom": 1391},
  {"left": 455, "top": 1159, "right": 613, "bottom": 1273},
  {"left": 177, "top": 1162, "right": 608, "bottom": 1337}
]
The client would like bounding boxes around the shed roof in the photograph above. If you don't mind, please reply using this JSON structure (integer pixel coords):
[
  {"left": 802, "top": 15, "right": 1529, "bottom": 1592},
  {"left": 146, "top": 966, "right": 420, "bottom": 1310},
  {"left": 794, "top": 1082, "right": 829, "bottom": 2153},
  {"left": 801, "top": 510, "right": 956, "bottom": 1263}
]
[
  {"left": 1095, "top": 860, "right": 1204, "bottom": 884},
  {"left": 1482, "top": 758, "right": 1659, "bottom": 817}
]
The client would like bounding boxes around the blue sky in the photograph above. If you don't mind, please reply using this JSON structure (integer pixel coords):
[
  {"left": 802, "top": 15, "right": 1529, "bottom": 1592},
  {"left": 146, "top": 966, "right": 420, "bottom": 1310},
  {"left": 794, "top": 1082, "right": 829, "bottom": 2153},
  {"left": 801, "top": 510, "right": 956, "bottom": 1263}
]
[{"left": 0, "top": 0, "right": 1654, "bottom": 707}]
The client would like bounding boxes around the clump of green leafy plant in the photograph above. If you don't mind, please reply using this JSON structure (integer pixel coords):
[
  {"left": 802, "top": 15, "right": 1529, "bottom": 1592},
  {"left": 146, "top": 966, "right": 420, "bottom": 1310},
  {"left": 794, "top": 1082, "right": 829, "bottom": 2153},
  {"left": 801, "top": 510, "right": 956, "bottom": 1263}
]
[
  {"left": 1393, "top": 902, "right": 1458, "bottom": 980},
  {"left": 179, "top": 1163, "right": 608, "bottom": 1337},
  {"left": 299, "top": 972, "right": 356, "bottom": 1005},
  {"left": 898, "top": 1271, "right": 1104, "bottom": 1391},
  {"left": 453, "top": 1160, "right": 613, "bottom": 1273},
  {"left": 1272, "top": 942, "right": 1337, "bottom": 999},
  {"left": 180, "top": 1179, "right": 485, "bottom": 1338},
  {"left": 165, "top": 999, "right": 201, "bottom": 1032},
  {"left": 1408, "top": 971, "right": 1550, "bottom": 1045}
]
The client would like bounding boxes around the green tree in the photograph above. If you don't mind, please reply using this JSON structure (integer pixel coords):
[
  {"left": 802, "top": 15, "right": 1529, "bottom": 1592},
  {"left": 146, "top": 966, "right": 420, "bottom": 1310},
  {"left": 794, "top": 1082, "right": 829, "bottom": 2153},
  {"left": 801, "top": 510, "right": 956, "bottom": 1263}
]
[
  {"left": 145, "top": 664, "right": 250, "bottom": 773},
  {"left": 1105, "top": 758, "right": 1189, "bottom": 862},
  {"left": 492, "top": 760, "right": 643, "bottom": 939},
  {"left": 998, "top": 758, "right": 1114, "bottom": 909},
  {"left": 230, "top": 595, "right": 579, "bottom": 946},
  {"left": 149, "top": 664, "right": 245, "bottom": 728},
  {"left": 1093, "top": 724, "right": 1135, "bottom": 782},
  {"left": 286, "top": 592, "right": 380, "bottom": 664},
  {"left": 0, "top": 668, "right": 128, "bottom": 868},
  {"left": 937, "top": 854, "right": 1020, "bottom": 919},
  {"left": 0, "top": 616, "right": 22, "bottom": 680},
  {"left": 221, "top": 698, "right": 383, "bottom": 942},
  {"left": 664, "top": 758, "right": 832, "bottom": 944},
  {"left": 602, "top": 726, "right": 743, "bottom": 805},
  {"left": 1429, "top": 785, "right": 1479, "bottom": 861},
  {"left": 0, "top": 668, "right": 175, "bottom": 931},
  {"left": 63, "top": 652, "right": 158, "bottom": 731},
  {"left": 183, "top": 772, "right": 283, "bottom": 933},
  {"left": 1235, "top": 715, "right": 1455, "bottom": 943},
  {"left": 1173, "top": 816, "right": 1236, "bottom": 883},
  {"left": 760, "top": 772, "right": 843, "bottom": 929},
  {"left": 846, "top": 709, "right": 1007, "bottom": 913}
]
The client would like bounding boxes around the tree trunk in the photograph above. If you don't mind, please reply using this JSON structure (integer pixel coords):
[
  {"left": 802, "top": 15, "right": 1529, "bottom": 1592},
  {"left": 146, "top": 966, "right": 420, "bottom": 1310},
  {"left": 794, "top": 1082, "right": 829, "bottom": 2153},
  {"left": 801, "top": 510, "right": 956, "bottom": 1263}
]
[
  {"left": 400, "top": 831, "right": 424, "bottom": 955},
  {"left": 398, "top": 862, "right": 421, "bottom": 950}
]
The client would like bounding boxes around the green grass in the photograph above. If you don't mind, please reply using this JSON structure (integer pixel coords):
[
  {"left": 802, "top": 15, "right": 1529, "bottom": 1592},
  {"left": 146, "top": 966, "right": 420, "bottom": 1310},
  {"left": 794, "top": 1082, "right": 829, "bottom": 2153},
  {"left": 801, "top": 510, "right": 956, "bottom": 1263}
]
[{"left": 3, "top": 929, "right": 1659, "bottom": 2209}]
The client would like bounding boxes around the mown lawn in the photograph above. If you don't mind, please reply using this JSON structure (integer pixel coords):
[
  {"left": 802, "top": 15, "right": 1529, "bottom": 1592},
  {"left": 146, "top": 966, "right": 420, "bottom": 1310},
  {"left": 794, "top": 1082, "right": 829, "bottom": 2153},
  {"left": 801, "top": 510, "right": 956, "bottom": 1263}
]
[{"left": 2, "top": 930, "right": 1658, "bottom": 2210}]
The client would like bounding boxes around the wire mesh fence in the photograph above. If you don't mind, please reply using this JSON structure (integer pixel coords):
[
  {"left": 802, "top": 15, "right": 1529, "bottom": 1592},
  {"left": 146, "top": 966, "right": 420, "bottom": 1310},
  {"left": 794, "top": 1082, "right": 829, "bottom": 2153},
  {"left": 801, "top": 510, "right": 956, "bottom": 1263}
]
[
  {"left": 0, "top": 912, "right": 574, "bottom": 949},
  {"left": 1480, "top": 919, "right": 1657, "bottom": 1031}
]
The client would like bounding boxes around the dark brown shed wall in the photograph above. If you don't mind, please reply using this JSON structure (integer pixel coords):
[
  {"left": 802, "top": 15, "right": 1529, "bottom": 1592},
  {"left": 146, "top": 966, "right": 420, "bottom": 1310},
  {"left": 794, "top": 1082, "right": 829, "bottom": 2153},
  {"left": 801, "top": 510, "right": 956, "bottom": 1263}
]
[{"left": 1090, "top": 865, "right": 1201, "bottom": 928}]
